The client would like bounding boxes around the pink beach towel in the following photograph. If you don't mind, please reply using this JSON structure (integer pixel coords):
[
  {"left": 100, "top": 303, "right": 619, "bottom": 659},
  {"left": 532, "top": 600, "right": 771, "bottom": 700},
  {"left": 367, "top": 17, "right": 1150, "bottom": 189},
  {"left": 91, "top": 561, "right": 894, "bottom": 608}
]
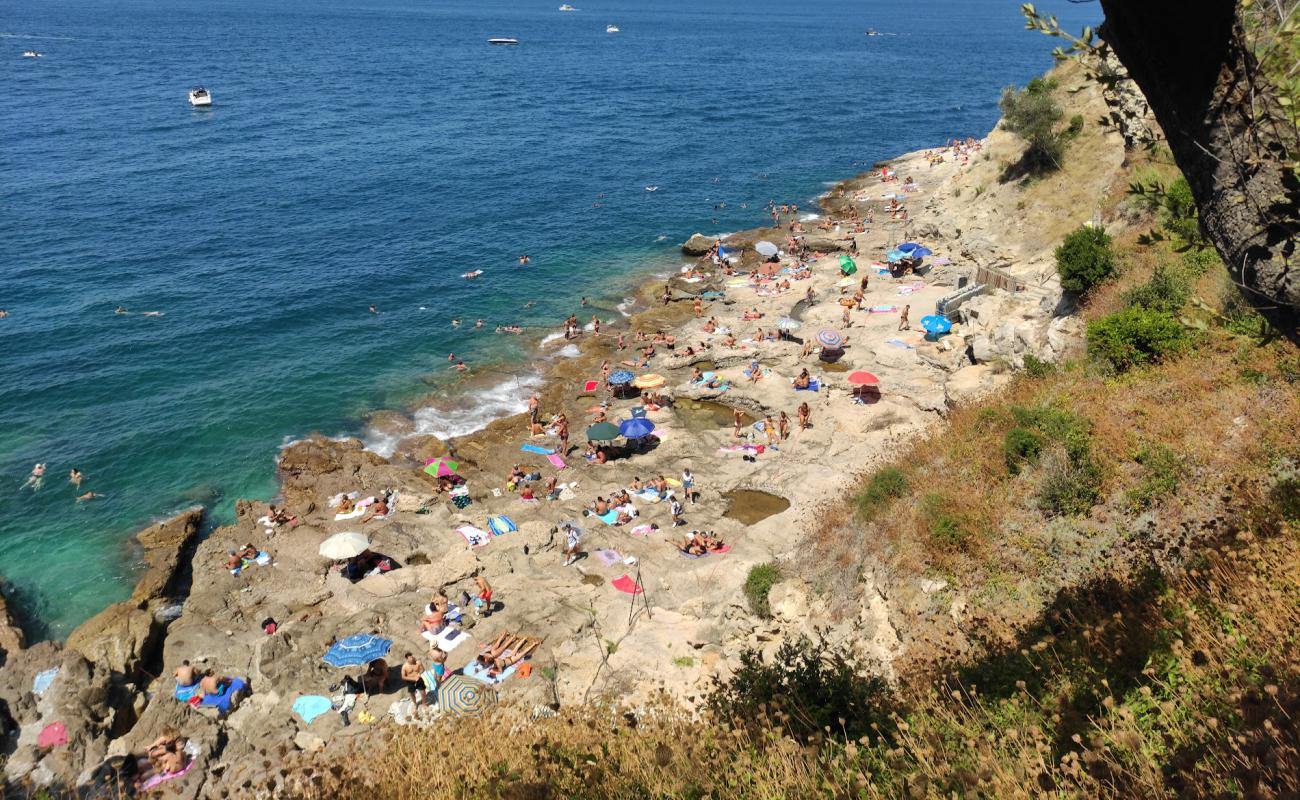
[
  {"left": 547, "top": 454, "right": 567, "bottom": 469},
  {"left": 629, "top": 524, "right": 657, "bottom": 537},
  {"left": 612, "top": 574, "right": 644, "bottom": 595},
  {"left": 37, "top": 722, "right": 67, "bottom": 748}
]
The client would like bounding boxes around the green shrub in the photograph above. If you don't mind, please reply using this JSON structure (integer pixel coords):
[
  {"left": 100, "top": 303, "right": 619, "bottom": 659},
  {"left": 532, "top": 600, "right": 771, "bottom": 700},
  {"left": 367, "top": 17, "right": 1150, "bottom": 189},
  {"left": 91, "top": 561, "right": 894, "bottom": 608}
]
[
  {"left": 930, "top": 514, "right": 971, "bottom": 548},
  {"left": 1122, "top": 263, "right": 1190, "bottom": 313},
  {"left": 1127, "top": 444, "right": 1184, "bottom": 510},
  {"left": 1056, "top": 224, "right": 1117, "bottom": 295},
  {"left": 1022, "top": 354, "right": 1055, "bottom": 379},
  {"left": 1011, "top": 405, "right": 1092, "bottom": 462},
  {"left": 999, "top": 77, "right": 1066, "bottom": 172},
  {"left": 1160, "top": 177, "right": 1204, "bottom": 246},
  {"left": 743, "top": 563, "right": 781, "bottom": 618},
  {"left": 1036, "top": 446, "right": 1102, "bottom": 517},
  {"left": 855, "top": 466, "right": 910, "bottom": 520},
  {"left": 1004, "top": 427, "right": 1045, "bottom": 474},
  {"left": 1065, "top": 113, "right": 1085, "bottom": 138},
  {"left": 707, "top": 635, "right": 894, "bottom": 742},
  {"left": 1087, "top": 307, "right": 1191, "bottom": 372}
]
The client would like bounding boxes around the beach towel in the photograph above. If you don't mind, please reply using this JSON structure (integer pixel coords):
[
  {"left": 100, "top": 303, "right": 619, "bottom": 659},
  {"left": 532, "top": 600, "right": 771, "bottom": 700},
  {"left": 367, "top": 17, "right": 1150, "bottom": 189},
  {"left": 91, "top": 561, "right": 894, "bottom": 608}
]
[
  {"left": 456, "top": 526, "right": 491, "bottom": 548},
  {"left": 884, "top": 338, "right": 915, "bottom": 349},
  {"left": 795, "top": 380, "right": 820, "bottom": 392},
  {"left": 487, "top": 515, "right": 517, "bottom": 536},
  {"left": 611, "top": 574, "right": 644, "bottom": 595},
  {"left": 31, "top": 667, "right": 59, "bottom": 696},
  {"left": 593, "top": 549, "right": 621, "bottom": 566},
  {"left": 520, "top": 444, "right": 554, "bottom": 456},
  {"left": 581, "top": 380, "right": 600, "bottom": 393},
  {"left": 37, "top": 722, "right": 67, "bottom": 748},
  {"left": 200, "top": 677, "right": 245, "bottom": 715},
  {"left": 633, "top": 489, "right": 662, "bottom": 504},
  {"left": 596, "top": 510, "right": 620, "bottom": 525},
  {"left": 547, "top": 454, "right": 567, "bottom": 469},
  {"left": 333, "top": 506, "right": 366, "bottom": 521},
  {"left": 140, "top": 758, "right": 197, "bottom": 792},
  {"left": 869, "top": 305, "right": 898, "bottom": 313},
  {"left": 173, "top": 681, "right": 201, "bottom": 702},
  {"left": 422, "top": 626, "right": 470, "bottom": 653},
  {"left": 464, "top": 661, "right": 518, "bottom": 685},
  {"left": 629, "top": 524, "right": 657, "bottom": 537},
  {"left": 292, "top": 695, "right": 333, "bottom": 724},
  {"left": 679, "top": 544, "right": 733, "bottom": 559}
]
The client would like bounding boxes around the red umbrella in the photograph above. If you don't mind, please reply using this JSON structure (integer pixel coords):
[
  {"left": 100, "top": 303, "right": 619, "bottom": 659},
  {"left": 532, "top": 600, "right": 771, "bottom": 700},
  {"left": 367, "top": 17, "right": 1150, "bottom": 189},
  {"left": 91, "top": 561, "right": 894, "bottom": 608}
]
[{"left": 847, "top": 371, "right": 879, "bottom": 386}]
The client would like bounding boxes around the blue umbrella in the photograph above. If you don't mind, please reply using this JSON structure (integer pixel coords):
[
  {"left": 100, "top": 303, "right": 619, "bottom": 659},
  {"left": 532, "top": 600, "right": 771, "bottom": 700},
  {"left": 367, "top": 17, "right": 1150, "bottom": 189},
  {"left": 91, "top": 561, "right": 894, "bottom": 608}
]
[
  {"left": 608, "top": 370, "right": 635, "bottom": 385},
  {"left": 886, "top": 249, "right": 908, "bottom": 263},
  {"left": 920, "top": 315, "right": 953, "bottom": 334},
  {"left": 323, "top": 633, "right": 392, "bottom": 668},
  {"left": 894, "top": 242, "right": 933, "bottom": 258},
  {"left": 619, "top": 418, "right": 657, "bottom": 439}
]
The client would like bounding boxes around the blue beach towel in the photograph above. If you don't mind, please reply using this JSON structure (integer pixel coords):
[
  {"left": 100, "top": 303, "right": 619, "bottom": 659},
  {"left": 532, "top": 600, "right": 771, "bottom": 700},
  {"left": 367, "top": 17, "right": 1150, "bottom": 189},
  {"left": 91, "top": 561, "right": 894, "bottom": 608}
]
[
  {"left": 200, "top": 677, "right": 245, "bottom": 715},
  {"left": 32, "top": 667, "right": 59, "bottom": 697},
  {"left": 488, "top": 515, "right": 518, "bottom": 536},
  {"left": 464, "top": 661, "right": 519, "bottom": 685},
  {"left": 292, "top": 695, "right": 332, "bottom": 724},
  {"left": 795, "top": 380, "right": 820, "bottom": 392},
  {"left": 520, "top": 444, "right": 554, "bottom": 455},
  {"left": 597, "top": 510, "right": 620, "bottom": 525},
  {"left": 173, "top": 682, "right": 200, "bottom": 702}
]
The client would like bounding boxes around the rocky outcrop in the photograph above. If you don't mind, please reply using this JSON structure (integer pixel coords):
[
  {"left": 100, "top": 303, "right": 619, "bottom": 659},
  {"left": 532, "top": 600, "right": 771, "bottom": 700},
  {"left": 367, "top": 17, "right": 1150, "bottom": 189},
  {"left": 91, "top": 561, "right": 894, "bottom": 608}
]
[
  {"left": 681, "top": 233, "right": 718, "bottom": 256},
  {"left": 800, "top": 234, "right": 853, "bottom": 253},
  {"left": 0, "top": 578, "right": 26, "bottom": 663}
]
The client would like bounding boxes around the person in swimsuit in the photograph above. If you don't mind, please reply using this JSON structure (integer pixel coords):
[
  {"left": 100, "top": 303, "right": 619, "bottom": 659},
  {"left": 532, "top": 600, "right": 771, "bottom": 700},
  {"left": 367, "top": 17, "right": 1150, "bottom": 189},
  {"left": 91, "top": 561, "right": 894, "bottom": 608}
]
[
  {"left": 20, "top": 463, "right": 44, "bottom": 491},
  {"left": 400, "top": 653, "right": 424, "bottom": 703},
  {"left": 474, "top": 575, "right": 493, "bottom": 617},
  {"left": 68, "top": 468, "right": 83, "bottom": 489},
  {"left": 174, "top": 660, "right": 197, "bottom": 690},
  {"left": 198, "top": 670, "right": 228, "bottom": 700}
]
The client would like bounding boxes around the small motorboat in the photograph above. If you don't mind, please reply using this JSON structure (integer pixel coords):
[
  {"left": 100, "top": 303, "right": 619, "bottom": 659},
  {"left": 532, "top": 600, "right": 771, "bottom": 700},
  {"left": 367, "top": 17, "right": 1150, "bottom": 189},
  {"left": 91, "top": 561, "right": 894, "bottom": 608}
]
[
  {"left": 188, "top": 87, "right": 212, "bottom": 107},
  {"left": 488, "top": 38, "right": 519, "bottom": 45},
  {"left": 559, "top": 4, "right": 577, "bottom": 10},
  {"left": 462, "top": 269, "right": 484, "bottom": 279},
  {"left": 22, "top": 50, "right": 42, "bottom": 58},
  {"left": 606, "top": 24, "right": 620, "bottom": 33},
  {"left": 644, "top": 185, "right": 658, "bottom": 193}
]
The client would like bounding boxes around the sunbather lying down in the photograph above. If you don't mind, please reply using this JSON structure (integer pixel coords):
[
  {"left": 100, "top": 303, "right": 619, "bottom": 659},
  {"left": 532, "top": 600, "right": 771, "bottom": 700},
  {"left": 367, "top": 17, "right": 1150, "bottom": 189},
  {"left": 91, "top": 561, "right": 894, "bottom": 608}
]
[
  {"left": 681, "top": 530, "right": 725, "bottom": 555},
  {"left": 476, "top": 631, "right": 545, "bottom": 676}
]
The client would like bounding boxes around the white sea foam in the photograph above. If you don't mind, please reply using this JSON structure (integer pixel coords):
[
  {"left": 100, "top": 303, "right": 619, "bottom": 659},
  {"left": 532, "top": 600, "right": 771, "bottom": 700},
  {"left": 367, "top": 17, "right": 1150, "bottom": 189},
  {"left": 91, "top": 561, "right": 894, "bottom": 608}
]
[
  {"left": 539, "top": 331, "right": 565, "bottom": 347},
  {"left": 361, "top": 427, "right": 405, "bottom": 458},
  {"left": 410, "top": 373, "right": 544, "bottom": 441},
  {"left": 800, "top": 213, "right": 821, "bottom": 221},
  {"left": 616, "top": 297, "right": 635, "bottom": 317},
  {"left": 559, "top": 344, "right": 580, "bottom": 358}
]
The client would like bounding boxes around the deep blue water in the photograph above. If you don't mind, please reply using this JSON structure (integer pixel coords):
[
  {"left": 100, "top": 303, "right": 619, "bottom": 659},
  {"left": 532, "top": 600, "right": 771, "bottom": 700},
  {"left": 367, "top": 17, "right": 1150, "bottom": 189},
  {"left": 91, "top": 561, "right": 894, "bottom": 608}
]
[{"left": 0, "top": 0, "right": 1096, "bottom": 638}]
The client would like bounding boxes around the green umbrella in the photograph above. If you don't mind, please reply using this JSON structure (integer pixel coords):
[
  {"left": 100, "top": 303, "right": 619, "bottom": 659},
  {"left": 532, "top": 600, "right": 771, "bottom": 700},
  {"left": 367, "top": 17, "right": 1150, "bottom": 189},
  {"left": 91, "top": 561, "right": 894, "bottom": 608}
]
[
  {"left": 838, "top": 255, "right": 858, "bottom": 276},
  {"left": 586, "top": 421, "right": 621, "bottom": 441}
]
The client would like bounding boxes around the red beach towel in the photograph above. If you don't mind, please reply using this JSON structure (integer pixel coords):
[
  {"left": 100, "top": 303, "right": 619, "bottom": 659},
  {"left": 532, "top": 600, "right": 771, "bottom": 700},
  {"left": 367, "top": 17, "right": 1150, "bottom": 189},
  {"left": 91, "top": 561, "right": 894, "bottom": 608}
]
[{"left": 611, "top": 574, "right": 643, "bottom": 595}]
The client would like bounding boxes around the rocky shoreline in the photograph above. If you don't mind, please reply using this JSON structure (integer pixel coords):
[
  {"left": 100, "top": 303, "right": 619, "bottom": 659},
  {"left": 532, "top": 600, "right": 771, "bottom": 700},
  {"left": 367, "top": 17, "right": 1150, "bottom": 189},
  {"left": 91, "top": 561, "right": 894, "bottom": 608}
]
[{"left": 0, "top": 66, "right": 1130, "bottom": 797}]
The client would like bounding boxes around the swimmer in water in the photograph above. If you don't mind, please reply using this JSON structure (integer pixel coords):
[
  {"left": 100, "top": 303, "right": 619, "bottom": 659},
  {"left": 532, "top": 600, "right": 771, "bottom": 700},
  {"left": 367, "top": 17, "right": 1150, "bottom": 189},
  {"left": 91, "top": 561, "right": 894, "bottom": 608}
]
[
  {"left": 451, "top": 319, "right": 461, "bottom": 327},
  {"left": 523, "top": 301, "right": 536, "bottom": 309},
  {"left": 475, "top": 319, "right": 484, "bottom": 328},
  {"left": 519, "top": 255, "right": 530, "bottom": 265},
  {"left": 115, "top": 307, "right": 128, "bottom": 314},
  {"left": 21, "top": 463, "right": 46, "bottom": 491},
  {"left": 69, "top": 468, "right": 83, "bottom": 489},
  {"left": 448, "top": 353, "right": 455, "bottom": 362},
  {"left": 141, "top": 311, "right": 163, "bottom": 317},
  {"left": 369, "top": 305, "right": 378, "bottom": 314},
  {"left": 0, "top": 309, "right": 8, "bottom": 318},
  {"left": 455, "top": 360, "right": 467, "bottom": 371},
  {"left": 76, "top": 491, "right": 103, "bottom": 503},
  {"left": 580, "top": 297, "right": 589, "bottom": 306}
]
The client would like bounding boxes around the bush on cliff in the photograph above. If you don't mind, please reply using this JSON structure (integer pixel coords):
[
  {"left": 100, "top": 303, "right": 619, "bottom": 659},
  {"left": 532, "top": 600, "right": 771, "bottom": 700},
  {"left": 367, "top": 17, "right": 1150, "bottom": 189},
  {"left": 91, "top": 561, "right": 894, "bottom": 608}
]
[
  {"left": 742, "top": 562, "right": 781, "bottom": 618},
  {"left": 1055, "top": 224, "right": 1117, "bottom": 295},
  {"left": 855, "top": 466, "right": 910, "bottom": 520},
  {"left": 999, "top": 76, "right": 1066, "bottom": 174},
  {"left": 1087, "top": 307, "right": 1191, "bottom": 372}
]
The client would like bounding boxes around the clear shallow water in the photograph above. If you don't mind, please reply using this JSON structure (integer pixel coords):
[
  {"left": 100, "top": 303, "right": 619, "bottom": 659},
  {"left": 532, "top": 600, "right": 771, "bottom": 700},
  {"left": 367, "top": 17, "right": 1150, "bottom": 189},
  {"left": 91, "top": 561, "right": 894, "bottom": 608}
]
[{"left": 0, "top": 0, "right": 1095, "bottom": 638}]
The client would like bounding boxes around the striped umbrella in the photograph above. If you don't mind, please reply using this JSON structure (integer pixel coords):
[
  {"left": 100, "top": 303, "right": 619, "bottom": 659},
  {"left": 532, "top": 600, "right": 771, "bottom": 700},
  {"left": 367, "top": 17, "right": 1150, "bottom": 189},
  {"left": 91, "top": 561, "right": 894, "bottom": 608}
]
[
  {"left": 422, "top": 457, "right": 459, "bottom": 478},
  {"left": 437, "top": 674, "right": 497, "bottom": 717},
  {"left": 847, "top": 371, "right": 879, "bottom": 386},
  {"left": 322, "top": 633, "right": 392, "bottom": 668},
  {"left": 815, "top": 328, "right": 844, "bottom": 349},
  {"left": 631, "top": 373, "right": 666, "bottom": 389},
  {"left": 607, "top": 370, "right": 635, "bottom": 385}
]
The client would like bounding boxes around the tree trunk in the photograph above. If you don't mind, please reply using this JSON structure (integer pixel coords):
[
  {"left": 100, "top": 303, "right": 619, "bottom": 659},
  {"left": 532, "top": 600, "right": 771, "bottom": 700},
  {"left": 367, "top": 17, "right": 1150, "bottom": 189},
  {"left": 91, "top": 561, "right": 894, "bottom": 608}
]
[{"left": 1098, "top": 0, "right": 1298, "bottom": 336}]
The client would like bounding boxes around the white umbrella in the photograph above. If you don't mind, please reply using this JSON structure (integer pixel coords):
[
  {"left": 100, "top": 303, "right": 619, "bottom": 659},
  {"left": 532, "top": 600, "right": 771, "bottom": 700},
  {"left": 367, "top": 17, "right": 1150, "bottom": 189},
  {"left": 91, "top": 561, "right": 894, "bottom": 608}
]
[
  {"left": 755, "top": 241, "right": 779, "bottom": 257},
  {"left": 319, "top": 531, "right": 370, "bottom": 560}
]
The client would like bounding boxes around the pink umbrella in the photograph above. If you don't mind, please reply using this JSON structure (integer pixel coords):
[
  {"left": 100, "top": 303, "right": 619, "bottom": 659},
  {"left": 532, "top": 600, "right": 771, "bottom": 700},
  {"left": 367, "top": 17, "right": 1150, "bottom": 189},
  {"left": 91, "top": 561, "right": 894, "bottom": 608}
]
[
  {"left": 847, "top": 371, "right": 879, "bottom": 386},
  {"left": 422, "top": 457, "right": 460, "bottom": 478}
]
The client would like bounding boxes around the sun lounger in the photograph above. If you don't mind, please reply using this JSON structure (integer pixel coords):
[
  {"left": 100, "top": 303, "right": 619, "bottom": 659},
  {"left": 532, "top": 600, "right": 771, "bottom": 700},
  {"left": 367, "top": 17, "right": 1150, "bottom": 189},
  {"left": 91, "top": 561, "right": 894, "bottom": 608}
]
[{"left": 455, "top": 525, "right": 491, "bottom": 548}]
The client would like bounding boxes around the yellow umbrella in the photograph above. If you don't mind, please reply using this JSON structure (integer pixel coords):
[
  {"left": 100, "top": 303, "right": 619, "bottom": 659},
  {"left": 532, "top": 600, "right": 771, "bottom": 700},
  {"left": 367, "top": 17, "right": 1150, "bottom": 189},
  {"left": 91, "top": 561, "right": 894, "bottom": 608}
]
[{"left": 632, "top": 373, "right": 666, "bottom": 389}]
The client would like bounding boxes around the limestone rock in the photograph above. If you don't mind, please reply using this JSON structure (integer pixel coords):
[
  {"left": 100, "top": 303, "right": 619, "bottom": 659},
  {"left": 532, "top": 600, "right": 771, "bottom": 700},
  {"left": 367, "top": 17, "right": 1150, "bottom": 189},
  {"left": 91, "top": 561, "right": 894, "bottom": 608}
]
[
  {"left": 801, "top": 234, "right": 852, "bottom": 253},
  {"left": 768, "top": 583, "right": 809, "bottom": 623},
  {"left": 132, "top": 506, "right": 204, "bottom": 603},
  {"left": 681, "top": 233, "right": 718, "bottom": 256},
  {"left": 0, "top": 578, "right": 25, "bottom": 661},
  {"left": 64, "top": 601, "right": 161, "bottom": 677}
]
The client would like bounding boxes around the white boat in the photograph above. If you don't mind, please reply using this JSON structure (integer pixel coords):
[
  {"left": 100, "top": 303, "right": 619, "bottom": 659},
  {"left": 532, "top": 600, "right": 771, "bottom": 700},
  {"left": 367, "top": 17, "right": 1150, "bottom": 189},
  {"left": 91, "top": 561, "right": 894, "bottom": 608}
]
[
  {"left": 559, "top": 4, "right": 577, "bottom": 10},
  {"left": 22, "top": 50, "right": 42, "bottom": 58},
  {"left": 188, "top": 87, "right": 212, "bottom": 107},
  {"left": 645, "top": 185, "right": 658, "bottom": 193},
  {"left": 488, "top": 38, "right": 519, "bottom": 45},
  {"left": 606, "top": 24, "right": 620, "bottom": 33}
]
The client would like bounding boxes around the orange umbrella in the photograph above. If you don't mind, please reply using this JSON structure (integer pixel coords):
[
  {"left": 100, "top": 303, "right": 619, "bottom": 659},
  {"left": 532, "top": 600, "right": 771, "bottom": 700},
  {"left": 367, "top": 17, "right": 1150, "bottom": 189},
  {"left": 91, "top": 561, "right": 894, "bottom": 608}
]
[{"left": 632, "top": 373, "right": 666, "bottom": 389}]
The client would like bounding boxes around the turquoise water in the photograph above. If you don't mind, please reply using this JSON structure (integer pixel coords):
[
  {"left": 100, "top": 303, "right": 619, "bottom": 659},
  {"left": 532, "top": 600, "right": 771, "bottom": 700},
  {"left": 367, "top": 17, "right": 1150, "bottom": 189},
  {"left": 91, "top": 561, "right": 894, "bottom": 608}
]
[{"left": 0, "top": 0, "right": 1095, "bottom": 638}]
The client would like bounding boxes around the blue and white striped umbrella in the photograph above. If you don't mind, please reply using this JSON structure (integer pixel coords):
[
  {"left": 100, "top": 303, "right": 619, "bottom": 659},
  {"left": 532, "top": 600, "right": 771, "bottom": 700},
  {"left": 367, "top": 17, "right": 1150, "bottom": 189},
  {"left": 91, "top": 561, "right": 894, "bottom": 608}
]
[
  {"left": 608, "top": 370, "right": 635, "bottom": 385},
  {"left": 815, "top": 328, "right": 844, "bottom": 349},
  {"left": 322, "top": 633, "right": 392, "bottom": 668}
]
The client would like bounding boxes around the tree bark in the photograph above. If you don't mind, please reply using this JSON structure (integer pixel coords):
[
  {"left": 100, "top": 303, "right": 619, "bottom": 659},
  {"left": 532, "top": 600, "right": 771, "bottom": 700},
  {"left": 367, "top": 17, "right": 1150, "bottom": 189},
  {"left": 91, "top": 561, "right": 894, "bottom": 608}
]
[{"left": 1098, "top": 0, "right": 1298, "bottom": 336}]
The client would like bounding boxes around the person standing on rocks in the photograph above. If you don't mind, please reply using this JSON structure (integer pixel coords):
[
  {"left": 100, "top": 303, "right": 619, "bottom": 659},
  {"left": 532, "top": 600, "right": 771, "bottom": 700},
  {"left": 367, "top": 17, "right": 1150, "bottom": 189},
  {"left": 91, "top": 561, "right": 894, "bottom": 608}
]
[
  {"left": 798, "top": 402, "right": 811, "bottom": 430},
  {"left": 400, "top": 653, "right": 424, "bottom": 704},
  {"left": 562, "top": 522, "right": 582, "bottom": 567},
  {"left": 898, "top": 305, "right": 910, "bottom": 331}
]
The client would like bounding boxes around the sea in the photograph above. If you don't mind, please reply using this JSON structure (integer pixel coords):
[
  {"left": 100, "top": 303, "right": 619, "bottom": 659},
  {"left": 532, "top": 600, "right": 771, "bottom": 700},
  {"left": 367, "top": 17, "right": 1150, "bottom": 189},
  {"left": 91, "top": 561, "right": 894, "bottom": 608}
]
[{"left": 0, "top": 0, "right": 1097, "bottom": 639}]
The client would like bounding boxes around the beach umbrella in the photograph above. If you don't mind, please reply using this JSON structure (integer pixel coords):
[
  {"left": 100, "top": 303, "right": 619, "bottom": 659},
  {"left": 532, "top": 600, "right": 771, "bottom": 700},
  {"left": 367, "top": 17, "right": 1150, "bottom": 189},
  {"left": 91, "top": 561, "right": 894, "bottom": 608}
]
[
  {"left": 607, "top": 370, "right": 635, "bottom": 385},
  {"left": 631, "top": 373, "right": 666, "bottom": 389},
  {"left": 838, "top": 255, "right": 858, "bottom": 276},
  {"left": 318, "top": 531, "right": 370, "bottom": 560},
  {"left": 422, "top": 457, "right": 459, "bottom": 478},
  {"left": 895, "top": 242, "right": 933, "bottom": 258},
  {"left": 619, "top": 418, "right": 656, "bottom": 439},
  {"left": 837, "top": 276, "right": 856, "bottom": 288},
  {"left": 438, "top": 674, "right": 497, "bottom": 717},
  {"left": 776, "top": 317, "right": 801, "bottom": 331},
  {"left": 920, "top": 315, "right": 953, "bottom": 334},
  {"left": 755, "top": 241, "right": 779, "bottom": 257},
  {"left": 847, "top": 371, "right": 880, "bottom": 386},
  {"left": 586, "top": 421, "right": 621, "bottom": 441},
  {"left": 815, "top": 328, "right": 844, "bottom": 349},
  {"left": 886, "top": 249, "right": 908, "bottom": 263},
  {"left": 322, "top": 633, "right": 392, "bottom": 668}
]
